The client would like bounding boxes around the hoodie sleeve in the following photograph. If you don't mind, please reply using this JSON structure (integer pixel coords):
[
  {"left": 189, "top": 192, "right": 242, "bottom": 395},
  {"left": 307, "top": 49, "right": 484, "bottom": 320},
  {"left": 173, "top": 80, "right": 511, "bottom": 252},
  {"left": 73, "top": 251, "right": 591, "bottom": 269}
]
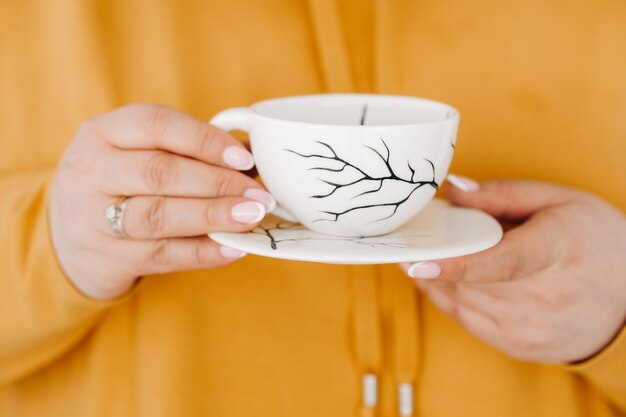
[
  {"left": 0, "top": 169, "right": 132, "bottom": 384},
  {"left": 563, "top": 324, "right": 626, "bottom": 411}
]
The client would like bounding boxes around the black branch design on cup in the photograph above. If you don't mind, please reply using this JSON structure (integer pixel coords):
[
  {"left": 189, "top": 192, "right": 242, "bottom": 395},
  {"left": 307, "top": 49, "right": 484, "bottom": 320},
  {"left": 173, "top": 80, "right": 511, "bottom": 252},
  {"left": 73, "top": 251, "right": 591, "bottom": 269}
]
[
  {"left": 284, "top": 139, "right": 439, "bottom": 223},
  {"left": 252, "top": 221, "right": 428, "bottom": 250},
  {"left": 446, "top": 109, "right": 457, "bottom": 149}
]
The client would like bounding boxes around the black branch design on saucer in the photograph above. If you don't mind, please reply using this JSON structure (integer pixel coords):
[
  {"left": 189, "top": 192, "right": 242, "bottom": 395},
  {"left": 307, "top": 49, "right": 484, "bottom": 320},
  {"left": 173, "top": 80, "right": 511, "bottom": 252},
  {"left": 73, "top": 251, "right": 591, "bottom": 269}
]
[
  {"left": 285, "top": 139, "right": 439, "bottom": 223},
  {"left": 252, "top": 222, "right": 305, "bottom": 250},
  {"left": 252, "top": 221, "right": 428, "bottom": 250}
]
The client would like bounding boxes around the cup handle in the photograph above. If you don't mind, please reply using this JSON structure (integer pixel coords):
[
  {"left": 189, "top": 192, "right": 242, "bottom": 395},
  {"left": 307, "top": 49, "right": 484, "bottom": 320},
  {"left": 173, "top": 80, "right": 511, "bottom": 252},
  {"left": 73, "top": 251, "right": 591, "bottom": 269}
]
[
  {"left": 209, "top": 108, "right": 300, "bottom": 224},
  {"left": 210, "top": 107, "right": 253, "bottom": 133}
]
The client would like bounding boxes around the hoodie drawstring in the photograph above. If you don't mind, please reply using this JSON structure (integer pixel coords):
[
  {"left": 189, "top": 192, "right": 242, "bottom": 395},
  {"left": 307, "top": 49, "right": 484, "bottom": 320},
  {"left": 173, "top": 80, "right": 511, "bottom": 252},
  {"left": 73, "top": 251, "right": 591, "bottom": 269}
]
[
  {"left": 308, "top": 1, "right": 420, "bottom": 415},
  {"left": 349, "top": 266, "right": 383, "bottom": 417},
  {"left": 351, "top": 266, "right": 421, "bottom": 417},
  {"left": 388, "top": 272, "right": 420, "bottom": 416}
]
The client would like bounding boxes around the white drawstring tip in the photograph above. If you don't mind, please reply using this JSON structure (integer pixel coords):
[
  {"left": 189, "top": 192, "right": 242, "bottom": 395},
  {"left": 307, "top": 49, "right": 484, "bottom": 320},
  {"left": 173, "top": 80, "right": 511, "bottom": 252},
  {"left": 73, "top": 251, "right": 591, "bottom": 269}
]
[
  {"left": 398, "top": 383, "right": 413, "bottom": 416},
  {"left": 363, "top": 373, "right": 378, "bottom": 408}
]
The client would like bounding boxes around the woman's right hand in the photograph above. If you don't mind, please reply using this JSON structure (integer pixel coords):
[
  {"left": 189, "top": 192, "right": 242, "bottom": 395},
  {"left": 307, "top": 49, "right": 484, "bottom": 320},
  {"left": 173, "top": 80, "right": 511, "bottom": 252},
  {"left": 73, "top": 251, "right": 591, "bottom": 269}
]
[{"left": 49, "top": 104, "right": 274, "bottom": 300}]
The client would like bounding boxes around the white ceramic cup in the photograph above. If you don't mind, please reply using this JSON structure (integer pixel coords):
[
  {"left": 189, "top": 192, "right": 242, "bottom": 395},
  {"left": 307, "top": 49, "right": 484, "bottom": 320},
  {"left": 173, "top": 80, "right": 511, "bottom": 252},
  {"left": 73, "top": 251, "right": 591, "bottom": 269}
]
[{"left": 210, "top": 94, "right": 459, "bottom": 237}]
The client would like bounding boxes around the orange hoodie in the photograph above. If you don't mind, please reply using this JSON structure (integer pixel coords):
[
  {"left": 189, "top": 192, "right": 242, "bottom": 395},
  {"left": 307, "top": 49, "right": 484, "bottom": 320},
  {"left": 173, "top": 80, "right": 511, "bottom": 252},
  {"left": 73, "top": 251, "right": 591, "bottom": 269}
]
[{"left": 0, "top": 0, "right": 624, "bottom": 416}]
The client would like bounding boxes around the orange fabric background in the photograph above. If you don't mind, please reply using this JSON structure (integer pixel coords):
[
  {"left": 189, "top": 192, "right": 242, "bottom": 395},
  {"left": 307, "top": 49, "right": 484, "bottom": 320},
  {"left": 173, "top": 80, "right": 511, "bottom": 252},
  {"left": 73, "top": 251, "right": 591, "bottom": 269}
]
[{"left": 0, "top": 1, "right": 624, "bottom": 416}]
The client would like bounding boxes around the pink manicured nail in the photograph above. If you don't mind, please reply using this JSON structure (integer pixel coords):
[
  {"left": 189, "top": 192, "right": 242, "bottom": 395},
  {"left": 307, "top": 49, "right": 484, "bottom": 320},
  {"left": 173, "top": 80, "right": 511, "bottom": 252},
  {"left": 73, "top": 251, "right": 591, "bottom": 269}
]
[
  {"left": 446, "top": 174, "right": 480, "bottom": 192},
  {"left": 231, "top": 201, "right": 265, "bottom": 224},
  {"left": 220, "top": 246, "right": 247, "bottom": 258},
  {"left": 222, "top": 146, "right": 255, "bottom": 170},
  {"left": 243, "top": 188, "right": 277, "bottom": 212},
  {"left": 407, "top": 262, "right": 441, "bottom": 279}
]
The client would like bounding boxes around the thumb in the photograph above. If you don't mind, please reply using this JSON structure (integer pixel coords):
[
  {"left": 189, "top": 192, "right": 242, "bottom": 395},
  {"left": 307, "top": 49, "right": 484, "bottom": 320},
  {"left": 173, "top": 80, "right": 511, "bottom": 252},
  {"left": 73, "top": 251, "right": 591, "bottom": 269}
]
[{"left": 444, "top": 175, "right": 580, "bottom": 220}]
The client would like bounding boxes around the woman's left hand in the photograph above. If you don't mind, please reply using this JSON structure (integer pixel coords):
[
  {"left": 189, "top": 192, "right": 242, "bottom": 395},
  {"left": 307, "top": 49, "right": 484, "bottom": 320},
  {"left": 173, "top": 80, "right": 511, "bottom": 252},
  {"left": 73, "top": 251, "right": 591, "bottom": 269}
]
[{"left": 401, "top": 178, "right": 626, "bottom": 364}]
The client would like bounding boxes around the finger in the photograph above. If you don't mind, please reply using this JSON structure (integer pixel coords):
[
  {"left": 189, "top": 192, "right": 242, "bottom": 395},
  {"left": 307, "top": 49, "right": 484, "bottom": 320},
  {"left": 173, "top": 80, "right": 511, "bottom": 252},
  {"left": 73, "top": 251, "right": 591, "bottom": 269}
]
[
  {"left": 98, "top": 150, "right": 270, "bottom": 201},
  {"left": 240, "top": 140, "right": 259, "bottom": 177},
  {"left": 418, "top": 284, "right": 502, "bottom": 346},
  {"left": 454, "top": 305, "right": 502, "bottom": 349},
  {"left": 121, "top": 196, "right": 266, "bottom": 240},
  {"left": 403, "top": 214, "right": 555, "bottom": 283},
  {"left": 93, "top": 104, "right": 254, "bottom": 170},
  {"left": 439, "top": 209, "right": 559, "bottom": 282},
  {"left": 419, "top": 280, "right": 511, "bottom": 319},
  {"left": 418, "top": 280, "right": 456, "bottom": 316},
  {"left": 136, "top": 236, "right": 247, "bottom": 276},
  {"left": 445, "top": 177, "right": 582, "bottom": 221},
  {"left": 243, "top": 164, "right": 259, "bottom": 180}
]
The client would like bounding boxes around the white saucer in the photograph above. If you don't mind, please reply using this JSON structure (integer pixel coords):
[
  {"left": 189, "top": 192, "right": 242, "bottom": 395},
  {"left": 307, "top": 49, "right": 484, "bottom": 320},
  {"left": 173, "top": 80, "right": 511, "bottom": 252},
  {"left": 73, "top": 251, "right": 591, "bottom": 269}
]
[{"left": 209, "top": 199, "right": 503, "bottom": 264}]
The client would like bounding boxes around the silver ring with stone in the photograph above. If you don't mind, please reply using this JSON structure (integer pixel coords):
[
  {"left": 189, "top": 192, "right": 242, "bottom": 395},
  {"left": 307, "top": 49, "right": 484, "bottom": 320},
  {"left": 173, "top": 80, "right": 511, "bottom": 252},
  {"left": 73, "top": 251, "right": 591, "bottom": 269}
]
[{"left": 105, "top": 197, "right": 129, "bottom": 238}]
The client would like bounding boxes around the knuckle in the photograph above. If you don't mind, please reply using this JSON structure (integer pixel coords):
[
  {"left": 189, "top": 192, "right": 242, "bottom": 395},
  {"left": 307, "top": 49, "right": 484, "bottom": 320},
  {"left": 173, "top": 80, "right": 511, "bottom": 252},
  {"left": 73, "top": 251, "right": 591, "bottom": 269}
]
[
  {"left": 202, "top": 202, "right": 220, "bottom": 229},
  {"left": 144, "top": 153, "right": 178, "bottom": 192},
  {"left": 452, "top": 285, "right": 472, "bottom": 305},
  {"left": 194, "top": 241, "right": 214, "bottom": 265},
  {"left": 498, "top": 180, "right": 517, "bottom": 199},
  {"left": 212, "top": 172, "right": 235, "bottom": 196},
  {"left": 454, "top": 305, "right": 478, "bottom": 328},
  {"left": 488, "top": 181, "right": 516, "bottom": 216},
  {"left": 560, "top": 242, "right": 585, "bottom": 268},
  {"left": 139, "top": 104, "right": 171, "bottom": 141},
  {"left": 502, "top": 250, "right": 524, "bottom": 281},
  {"left": 504, "top": 329, "right": 541, "bottom": 352},
  {"left": 57, "top": 149, "right": 94, "bottom": 187},
  {"left": 58, "top": 153, "right": 87, "bottom": 178},
  {"left": 150, "top": 239, "right": 172, "bottom": 266},
  {"left": 528, "top": 284, "right": 574, "bottom": 311},
  {"left": 446, "top": 261, "right": 468, "bottom": 283},
  {"left": 195, "top": 124, "right": 220, "bottom": 158},
  {"left": 144, "top": 197, "right": 167, "bottom": 234},
  {"left": 77, "top": 119, "right": 96, "bottom": 137}
]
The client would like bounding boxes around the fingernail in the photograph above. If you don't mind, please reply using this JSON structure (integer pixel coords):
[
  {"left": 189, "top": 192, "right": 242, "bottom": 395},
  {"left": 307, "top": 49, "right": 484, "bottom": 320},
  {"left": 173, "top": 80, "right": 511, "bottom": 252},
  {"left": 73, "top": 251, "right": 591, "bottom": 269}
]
[
  {"left": 223, "top": 146, "right": 255, "bottom": 170},
  {"left": 447, "top": 174, "right": 480, "bottom": 192},
  {"left": 243, "top": 188, "right": 277, "bottom": 212},
  {"left": 399, "top": 262, "right": 413, "bottom": 271},
  {"left": 220, "top": 246, "right": 247, "bottom": 258},
  {"left": 407, "top": 261, "right": 441, "bottom": 279},
  {"left": 231, "top": 201, "right": 265, "bottom": 224}
]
